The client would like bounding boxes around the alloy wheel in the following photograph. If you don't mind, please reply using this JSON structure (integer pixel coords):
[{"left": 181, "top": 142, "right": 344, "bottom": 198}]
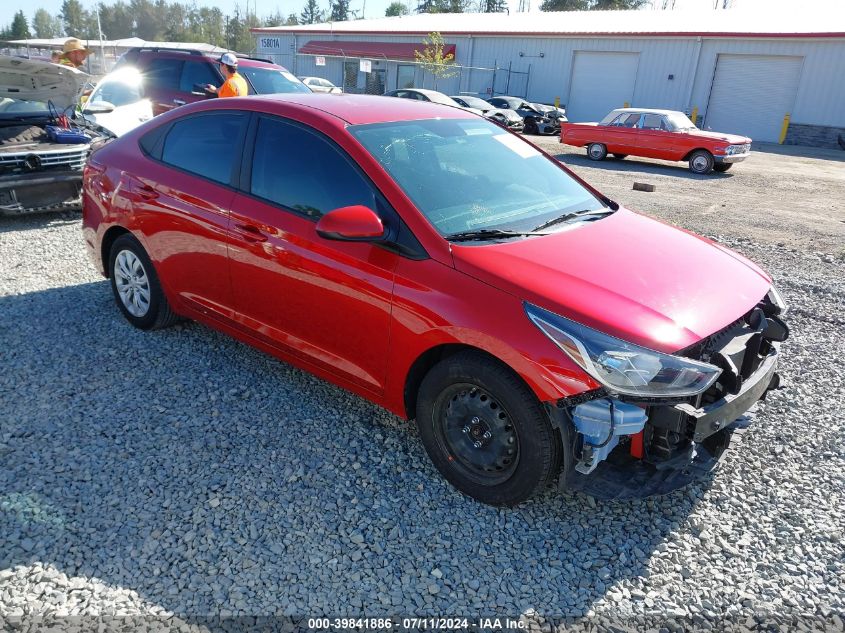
[{"left": 113, "top": 249, "right": 151, "bottom": 317}]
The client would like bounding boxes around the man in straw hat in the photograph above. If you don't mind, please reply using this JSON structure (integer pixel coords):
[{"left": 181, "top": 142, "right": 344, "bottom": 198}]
[{"left": 59, "top": 38, "right": 90, "bottom": 70}]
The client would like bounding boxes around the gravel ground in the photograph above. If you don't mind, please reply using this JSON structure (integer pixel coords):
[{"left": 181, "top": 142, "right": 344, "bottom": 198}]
[{"left": 1, "top": 144, "right": 844, "bottom": 632}]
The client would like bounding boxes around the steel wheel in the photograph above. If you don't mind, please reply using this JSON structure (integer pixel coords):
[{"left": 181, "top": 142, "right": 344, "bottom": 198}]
[
  {"left": 587, "top": 143, "right": 607, "bottom": 161},
  {"left": 689, "top": 150, "right": 714, "bottom": 174},
  {"left": 113, "top": 249, "right": 151, "bottom": 317},
  {"left": 433, "top": 384, "right": 520, "bottom": 486}
]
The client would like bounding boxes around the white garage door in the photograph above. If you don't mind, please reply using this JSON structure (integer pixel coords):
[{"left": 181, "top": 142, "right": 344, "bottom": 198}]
[
  {"left": 567, "top": 52, "right": 639, "bottom": 122},
  {"left": 705, "top": 54, "right": 803, "bottom": 143}
]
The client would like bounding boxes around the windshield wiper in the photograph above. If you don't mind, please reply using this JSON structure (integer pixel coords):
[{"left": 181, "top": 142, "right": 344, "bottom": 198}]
[
  {"left": 446, "top": 228, "right": 551, "bottom": 242},
  {"left": 532, "top": 208, "right": 615, "bottom": 232}
]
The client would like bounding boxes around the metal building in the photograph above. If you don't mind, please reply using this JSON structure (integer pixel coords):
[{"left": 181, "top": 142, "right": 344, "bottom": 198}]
[{"left": 253, "top": 10, "right": 845, "bottom": 146}]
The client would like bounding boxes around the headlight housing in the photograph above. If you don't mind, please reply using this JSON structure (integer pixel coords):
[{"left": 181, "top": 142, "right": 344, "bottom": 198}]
[
  {"left": 525, "top": 304, "right": 722, "bottom": 398},
  {"left": 767, "top": 284, "right": 788, "bottom": 314}
]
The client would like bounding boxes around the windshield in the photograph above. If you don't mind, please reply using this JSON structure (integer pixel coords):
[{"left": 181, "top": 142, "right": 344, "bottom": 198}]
[
  {"left": 85, "top": 70, "right": 144, "bottom": 109},
  {"left": 455, "top": 96, "right": 488, "bottom": 109},
  {"left": 665, "top": 112, "right": 697, "bottom": 131},
  {"left": 350, "top": 118, "right": 605, "bottom": 237},
  {"left": 240, "top": 67, "right": 311, "bottom": 94}
]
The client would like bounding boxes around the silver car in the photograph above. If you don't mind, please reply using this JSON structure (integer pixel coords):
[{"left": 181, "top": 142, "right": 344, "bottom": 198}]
[{"left": 299, "top": 76, "right": 342, "bottom": 94}]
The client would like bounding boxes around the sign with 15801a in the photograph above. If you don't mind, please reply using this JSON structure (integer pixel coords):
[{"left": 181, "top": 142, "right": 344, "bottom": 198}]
[{"left": 259, "top": 37, "right": 282, "bottom": 50}]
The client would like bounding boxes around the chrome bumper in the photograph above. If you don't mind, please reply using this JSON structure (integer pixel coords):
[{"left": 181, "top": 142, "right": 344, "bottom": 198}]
[{"left": 715, "top": 152, "right": 750, "bottom": 164}]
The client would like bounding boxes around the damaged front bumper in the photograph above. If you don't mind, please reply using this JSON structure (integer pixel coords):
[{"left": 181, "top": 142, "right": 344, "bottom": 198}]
[
  {"left": 547, "top": 298, "right": 788, "bottom": 500},
  {"left": 0, "top": 171, "right": 83, "bottom": 216}
]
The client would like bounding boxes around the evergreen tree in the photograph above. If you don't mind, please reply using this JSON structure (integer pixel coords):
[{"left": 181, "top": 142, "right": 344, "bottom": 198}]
[
  {"left": 540, "top": 0, "right": 645, "bottom": 9},
  {"left": 300, "top": 0, "right": 324, "bottom": 24},
  {"left": 330, "top": 0, "right": 350, "bottom": 21},
  {"left": 11, "top": 10, "right": 31, "bottom": 39},
  {"left": 60, "top": 0, "right": 90, "bottom": 37}
]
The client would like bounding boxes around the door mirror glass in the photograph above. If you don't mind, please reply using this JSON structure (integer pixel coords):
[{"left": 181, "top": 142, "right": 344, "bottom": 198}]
[{"left": 316, "top": 205, "right": 384, "bottom": 241}]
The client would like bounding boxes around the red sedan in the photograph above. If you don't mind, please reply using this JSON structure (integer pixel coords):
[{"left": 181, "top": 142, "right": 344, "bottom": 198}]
[
  {"left": 561, "top": 108, "right": 752, "bottom": 174},
  {"left": 82, "top": 94, "right": 787, "bottom": 505}
]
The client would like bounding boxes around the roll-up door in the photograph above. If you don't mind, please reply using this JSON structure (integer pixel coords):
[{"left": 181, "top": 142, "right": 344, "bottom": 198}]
[
  {"left": 566, "top": 51, "right": 639, "bottom": 122},
  {"left": 705, "top": 54, "right": 803, "bottom": 142}
]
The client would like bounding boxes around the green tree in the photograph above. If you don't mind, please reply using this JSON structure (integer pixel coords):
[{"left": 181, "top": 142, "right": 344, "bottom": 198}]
[
  {"left": 540, "top": 0, "right": 645, "bottom": 9},
  {"left": 481, "top": 0, "right": 507, "bottom": 10},
  {"left": 300, "top": 0, "right": 323, "bottom": 24},
  {"left": 414, "top": 31, "right": 457, "bottom": 88},
  {"left": 416, "top": 0, "right": 464, "bottom": 12},
  {"left": 10, "top": 10, "right": 31, "bottom": 38},
  {"left": 385, "top": 1, "right": 409, "bottom": 15},
  {"left": 97, "top": 2, "right": 134, "bottom": 39},
  {"left": 33, "top": 8, "right": 63, "bottom": 38},
  {"left": 286, "top": 13, "right": 299, "bottom": 24},
  {"left": 330, "top": 0, "right": 350, "bottom": 21},
  {"left": 60, "top": 0, "right": 89, "bottom": 37}
]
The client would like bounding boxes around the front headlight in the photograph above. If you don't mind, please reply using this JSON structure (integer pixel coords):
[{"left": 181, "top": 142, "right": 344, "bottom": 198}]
[{"left": 525, "top": 304, "right": 722, "bottom": 398}]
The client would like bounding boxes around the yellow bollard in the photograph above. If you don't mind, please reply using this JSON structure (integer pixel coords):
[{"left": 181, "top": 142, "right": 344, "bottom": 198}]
[
  {"left": 554, "top": 96, "right": 560, "bottom": 109},
  {"left": 779, "top": 113, "right": 791, "bottom": 144},
  {"left": 690, "top": 106, "right": 698, "bottom": 125},
  {"left": 623, "top": 102, "right": 630, "bottom": 108}
]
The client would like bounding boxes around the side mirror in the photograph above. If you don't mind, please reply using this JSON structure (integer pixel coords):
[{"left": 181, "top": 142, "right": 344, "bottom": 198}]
[
  {"left": 316, "top": 205, "right": 384, "bottom": 241},
  {"left": 84, "top": 101, "right": 115, "bottom": 114}
]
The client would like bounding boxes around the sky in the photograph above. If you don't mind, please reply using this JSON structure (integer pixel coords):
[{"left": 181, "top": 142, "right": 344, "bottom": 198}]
[{"left": 1, "top": 0, "right": 841, "bottom": 34}]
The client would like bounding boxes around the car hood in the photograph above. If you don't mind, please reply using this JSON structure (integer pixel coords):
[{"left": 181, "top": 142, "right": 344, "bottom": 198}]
[
  {"left": 451, "top": 208, "right": 772, "bottom": 353},
  {"left": 686, "top": 128, "right": 751, "bottom": 144},
  {"left": 0, "top": 56, "right": 87, "bottom": 111}
]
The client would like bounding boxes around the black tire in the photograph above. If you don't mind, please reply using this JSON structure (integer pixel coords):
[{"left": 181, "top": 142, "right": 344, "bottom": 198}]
[
  {"left": 523, "top": 120, "right": 538, "bottom": 135},
  {"left": 713, "top": 163, "right": 733, "bottom": 172},
  {"left": 587, "top": 143, "right": 607, "bottom": 161},
  {"left": 108, "top": 233, "right": 179, "bottom": 330},
  {"left": 416, "top": 351, "right": 561, "bottom": 506},
  {"left": 612, "top": 153, "right": 628, "bottom": 160},
  {"left": 688, "top": 149, "right": 715, "bottom": 174}
]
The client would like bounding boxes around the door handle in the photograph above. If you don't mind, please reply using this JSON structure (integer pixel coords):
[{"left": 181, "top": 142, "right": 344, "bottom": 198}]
[
  {"left": 136, "top": 183, "right": 158, "bottom": 200},
  {"left": 173, "top": 99, "right": 186, "bottom": 106},
  {"left": 233, "top": 223, "right": 268, "bottom": 243}
]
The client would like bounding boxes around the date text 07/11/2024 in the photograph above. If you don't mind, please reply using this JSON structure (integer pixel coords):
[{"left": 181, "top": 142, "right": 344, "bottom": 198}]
[{"left": 306, "top": 617, "right": 526, "bottom": 630}]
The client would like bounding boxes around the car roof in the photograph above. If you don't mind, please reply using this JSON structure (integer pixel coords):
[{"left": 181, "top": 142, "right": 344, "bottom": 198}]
[
  {"left": 133, "top": 48, "right": 285, "bottom": 70},
  {"left": 609, "top": 108, "right": 683, "bottom": 116},
  {"left": 202, "top": 93, "right": 477, "bottom": 125}
]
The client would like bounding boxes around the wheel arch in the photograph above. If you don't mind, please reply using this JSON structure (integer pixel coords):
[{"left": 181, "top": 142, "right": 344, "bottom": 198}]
[
  {"left": 402, "top": 343, "right": 559, "bottom": 422},
  {"left": 682, "top": 147, "right": 713, "bottom": 162},
  {"left": 100, "top": 225, "right": 132, "bottom": 278}
]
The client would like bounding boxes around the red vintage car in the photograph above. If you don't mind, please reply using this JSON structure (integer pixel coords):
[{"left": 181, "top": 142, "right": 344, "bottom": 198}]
[
  {"left": 561, "top": 108, "right": 752, "bottom": 174},
  {"left": 82, "top": 95, "right": 786, "bottom": 506}
]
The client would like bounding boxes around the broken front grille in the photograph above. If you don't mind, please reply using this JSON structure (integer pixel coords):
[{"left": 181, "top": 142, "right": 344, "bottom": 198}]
[{"left": 681, "top": 296, "right": 788, "bottom": 406}]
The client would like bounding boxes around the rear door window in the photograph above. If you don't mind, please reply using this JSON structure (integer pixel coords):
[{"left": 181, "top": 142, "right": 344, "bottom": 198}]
[
  {"left": 642, "top": 114, "right": 664, "bottom": 130},
  {"left": 249, "top": 116, "right": 376, "bottom": 219},
  {"left": 160, "top": 112, "right": 249, "bottom": 185},
  {"left": 144, "top": 58, "right": 184, "bottom": 91},
  {"left": 180, "top": 61, "right": 219, "bottom": 93}
]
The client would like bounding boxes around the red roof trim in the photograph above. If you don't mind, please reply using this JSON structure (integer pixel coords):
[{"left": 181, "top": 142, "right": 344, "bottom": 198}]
[
  {"left": 297, "top": 39, "right": 457, "bottom": 60},
  {"left": 253, "top": 28, "right": 845, "bottom": 38}
]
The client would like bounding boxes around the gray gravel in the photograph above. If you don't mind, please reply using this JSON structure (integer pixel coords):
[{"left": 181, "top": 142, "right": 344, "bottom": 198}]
[{"left": 1, "top": 198, "right": 844, "bottom": 631}]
